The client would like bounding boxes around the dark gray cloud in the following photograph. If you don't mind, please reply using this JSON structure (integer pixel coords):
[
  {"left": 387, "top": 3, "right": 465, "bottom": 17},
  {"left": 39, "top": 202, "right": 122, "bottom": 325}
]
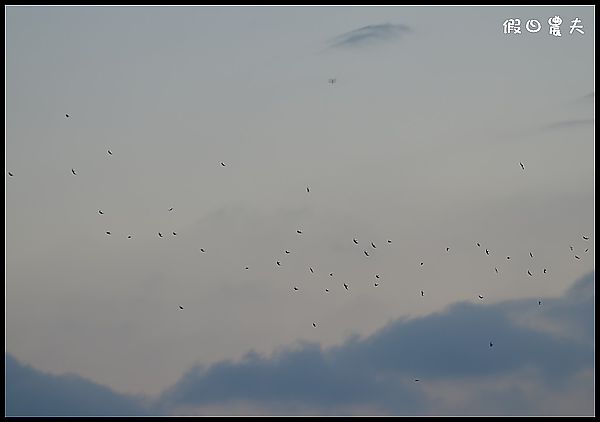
[
  {"left": 7, "top": 273, "right": 594, "bottom": 415},
  {"left": 329, "top": 23, "right": 411, "bottom": 49},
  {"left": 157, "top": 272, "right": 594, "bottom": 415},
  {"left": 5, "top": 354, "right": 151, "bottom": 416}
]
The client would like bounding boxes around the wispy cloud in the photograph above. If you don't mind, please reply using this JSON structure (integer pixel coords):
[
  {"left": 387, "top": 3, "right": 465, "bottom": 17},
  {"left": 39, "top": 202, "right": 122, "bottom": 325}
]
[{"left": 329, "top": 23, "right": 412, "bottom": 49}]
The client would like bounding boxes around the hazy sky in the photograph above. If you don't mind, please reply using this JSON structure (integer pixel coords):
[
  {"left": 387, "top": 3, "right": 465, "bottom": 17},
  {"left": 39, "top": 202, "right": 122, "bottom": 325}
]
[{"left": 6, "top": 5, "right": 594, "bottom": 416}]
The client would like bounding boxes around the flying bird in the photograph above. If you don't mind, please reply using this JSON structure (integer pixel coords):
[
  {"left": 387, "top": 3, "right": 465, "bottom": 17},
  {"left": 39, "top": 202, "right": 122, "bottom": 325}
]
[
  {"left": 172, "top": 232, "right": 177, "bottom": 236},
  {"left": 507, "top": 256, "right": 511, "bottom": 260},
  {"left": 65, "top": 114, "right": 70, "bottom": 118},
  {"left": 325, "top": 289, "right": 329, "bottom": 292},
  {"left": 179, "top": 306, "right": 184, "bottom": 310},
  {"left": 343, "top": 283, "right": 349, "bottom": 290},
  {"left": 127, "top": 235, "right": 132, "bottom": 239},
  {"left": 583, "top": 235, "right": 589, "bottom": 240},
  {"left": 71, "top": 169, "right": 77, "bottom": 175},
  {"left": 285, "top": 250, "right": 290, "bottom": 254},
  {"left": 477, "top": 242, "right": 481, "bottom": 247},
  {"left": 353, "top": 238, "right": 358, "bottom": 244},
  {"left": 297, "top": 230, "right": 303, "bottom": 234},
  {"left": 371, "top": 242, "right": 376, "bottom": 248},
  {"left": 585, "top": 248, "right": 589, "bottom": 253},
  {"left": 527, "top": 270, "right": 532, "bottom": 276},
  {"left": 313, "top": 323, "right": 317, "bottom": 327},
  {"left": 98, "top": 210, "right": 104, "bottom": 215},
  {"left": 169, "top": 207, "right": 173, "bottom": 211},
  {"left": 158, "top": 232, "right": 163, "bottom": 238},
  {"left": 106, "top": 231, "right": 111, "bottom": 235},
  {"left": 495, "top": 267, "right": 499, "bottom": 274},
  {"left": 421, "top": 290, "right": 424, "bottom": 296},
  {"left": 107, "top": 150, "right": 112, "bottom": 155},
  {"left": 575, "top": 255, "right": 581, "bottom": 260},
  {"left": 307, "top": 186, "right": 310, "bottom": 193},
  {"left": 375, "top": 274, "right": 380, "bottom": 279},
  {"left": 489, "top": 342, "right": 493, "bottom": 348},
  {"left": 530, "top": 252, "right": 534, "bottom": 258},
  {"left": 478, "top": 295, "right": 484, "bottom": 299},
  {"left": 330, "top": 273, "right": 334, "bottom": 277},
  {"left": 245, "top": 266, "right": 249, "bottom": 270},
  {"left": 570, "top": 245, "right": 574, "bottom": 251},
  {"left": 294, "top": 287, "right": 298, "bottom": 291},
  {"left": 485, "top": 248, "right": 489, "bottom": 255},
  {"left": 543, "top": 268, "right": 547, "bottom": 274},
  {"left": 364, "top": 250, "right": 369, "bottom": 257},
  {"left": 387, "top": 240, "right": 392, "bottom": 243},
  {"left": 374, "top": 283, "right": 379, "bottom": 287},
  {"left": 420, "top": 262, "right": 424, "bottom": 266},
  {"left": 8, "top": 172, "right": 13, "bottom": 177},
  {"left": 200, "top": 248, "right": 205, "bottom": 253},
  {"left": 414, "top": 379, "right": 420, "bottom": 382},
  {"left": 520, "top": 162, "right": 524, "bottom": 170},
  {"left": 277, "top": 261, "right": 281, "bottom": 266},
  {"left": 446, "top": 247, "right": 450, "bottom": 252},
  {"left": 310, "top": 267, "right": 314, "bottom": 273},
  {"left": 538, "top": 300, "right": 542, "bottom": 306},
  {"left": 220, "top": 162, "right": 226, "bottom": 166}
]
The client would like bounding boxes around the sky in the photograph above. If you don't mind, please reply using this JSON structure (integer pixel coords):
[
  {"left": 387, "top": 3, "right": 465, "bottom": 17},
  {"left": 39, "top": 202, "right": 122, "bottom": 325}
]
[{"left": 5, "top": 5, "right": 595, "bottom": 416}]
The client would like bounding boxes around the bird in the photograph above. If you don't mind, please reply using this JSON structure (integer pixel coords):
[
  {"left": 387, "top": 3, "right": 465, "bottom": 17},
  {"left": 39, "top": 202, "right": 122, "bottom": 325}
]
[
  {"left": 330, "top": 273, "right": 334, "bottom": 277},
  {"left": 375, "top": 274, "right": 380, "bottom": 279},
  {"left": 374, "top": 283, "right": 379, "bottom": 287},
  {"left": 297, "top": 230, "right": 302, "bottom": 234},
  {"left": 245, "top": 267, "right": 249, "bottom": 270},
  {"left": 530, "top": 252, "right": 534, "bottom": 258},
  {"left": 294, "top": 287, "right": 298, "bottom": 291},
  {"left": 200, "top": 248, "right": 205, "bottom": 253},
  {"left": 371, "top": 242, "right": 377, "bottom": 248},
  {"left": 71, "top": 169, "right": 77, "bottom": 175},
  {"left": 325, "top": 288, "right": 330, "bottom": 292},
  {"left": 8, "top": 172, "right": 13, "bottom": 177},
  {"left": 98, "top": 210, "right": 104, "bottom": 215},
  {"left": 107, "top": 150, "right": 112, "bottom": 155},
  {"left": 220, "top": 162, "right": 226, "bottom": 166},
  {"left": 307, "top": 186, "right": 310, "bottom": 193},
  {"left": 343, "top": 283, "right": 349, "bottom": 290},
  {"left": 172, "top": 232, "right": 177, "bottom": 236},
  {"left": 277, "top": 261, "right": 281, "bottom": 266},
  {"left": 527, "top": 270, "right": 532, "bottom": 276},
  {"left": 478, "top": 295, "right": 484, "bottom": 299},
  {"left": 353, "top": 238, "right": 358, "bottom": 244},
  {"left": 489, "top": 342, "right": 493, "bottom": 348},
  {"left": 477, "top": 242, "right": 481, "bottom": 247},
  {"left": 507, "top": 256, "right": 511, "bottom": 260},
  {"left": 543, "top": 268, "right": 547, "bottom": 274},
  {"left": 65, "top": 114, "right": 70, "bottom": 118},
  {"left": 169, "top": 207, "right": 173, "bottom": 211},
  {"left": 285, "top": 250, "right": 290, "bottom": 254},
  {"left": 495, "top": 267, "right": 499, "bottom": 274},
  {"left": 387, "top": 240, "right": 392, "bottom": 244},
  {"left": 310, "top": 267, "right": 314, "bottom": 273},
  {"left": 585, "top": 248, "right": 589, "bottom": 253},
  {"left": 414, "top": 379, "right": 420, "bottom": 382},
  {"left": 179, "top": 306, "right": 184, "bottom": 310},
  {"left": 583, "top": 235, "right": 590, "bottom": 240},
  {"left": 520, "top": 162, "right": 524, "bottom": 170},
  {"left": 446, "top": 247, "right": 450, "bottom": 252},
  {"left": 158, "top": 232, "right": 163, "bottom": 238},
  {"left": 420, "top": 262, "right": 424, "bottom": 266},
  {"left": 328, "top": 78, "right": 336, "bottom": 85},
  {"left": 313, "top": 323, "right": 317, "bottom": 327},
  {"left": 538, "top": 300, "right": 542, "bottom": 306},
  {"left": 364, "top": 250, "right": 370, "bottom": 257},
  {"left": 570, "top": 245, "right": 574, "bottom": 251},
  {"left": 127, "top": 235, "right": 132, "bottom": 239},
  {"left": 421, "top": 290, "right": 424, "bottom": 296},
  {"left": 485, "top": 248, "right": 489, "bottom": 255},
  {"left": 575, "top": 255, "right": 581, "bottom": 260},
  {"left": 106, "top": 231, "right": 111, "bottom": 235}
]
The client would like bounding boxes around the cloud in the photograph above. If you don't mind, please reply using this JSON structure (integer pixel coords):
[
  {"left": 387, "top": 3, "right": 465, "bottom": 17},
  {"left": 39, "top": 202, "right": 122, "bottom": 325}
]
[
  {"left": 156, "top": 272, "right": 594, "bottom": 415},
  {"left": 7, "top": 273, "right": 594, "bottom": 415},
  {"left": 329, "top": 23, "right": 411, "bottom": 49},
  {"left": 5, "top": 354, "right": 151, "bottom": 416}
]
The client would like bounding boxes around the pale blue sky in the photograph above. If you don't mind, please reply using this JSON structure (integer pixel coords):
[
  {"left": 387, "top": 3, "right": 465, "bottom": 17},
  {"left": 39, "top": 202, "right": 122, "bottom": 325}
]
[{"left": 6, "top": 5, "right": 594, "bottom": 416}]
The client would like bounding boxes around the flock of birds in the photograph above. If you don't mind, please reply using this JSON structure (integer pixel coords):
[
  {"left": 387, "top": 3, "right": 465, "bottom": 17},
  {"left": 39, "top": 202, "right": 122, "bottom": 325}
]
[{"left": 7, "top": 83, "right": 592, "bottom": 384}]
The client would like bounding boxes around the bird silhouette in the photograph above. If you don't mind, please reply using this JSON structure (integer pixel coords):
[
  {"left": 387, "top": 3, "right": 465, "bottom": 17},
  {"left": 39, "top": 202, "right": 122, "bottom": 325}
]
[
  {"left": 297, "top": 230, "right": 302, "bottom": 234},
  {"left": 294, "top": 287, "right": 298, "bottom": 291},
  {"left": 583, "top": 235, "right": 589, "bottom": 240},
  {"left": 520, "top": 162, "right": 524, "bottom": 170},
  {"left": 507, "top": 256, "right": 511, "bottom": 260},
  {"left": 489, "top": 342, "right": 493, "bottom": 348},
  {"left": 158, "top": 232, "right": 163, "bottom": 238},
  {"left": 71, "top": 169, "right": 77, "bottom": 175},
  {"left": 310, "top": 267, "right": 314, "bottom": 273},
  {"left": 307, "top": 186, "right": 310, "bottom": 193},
  {"left": 420, "top": 262, "right": 424, "bottom": 266},
  {"left": 172, "top": 232, "right": 177, "bottom": 236},
  {"left": 98, "top": 210, "right": 104, "bottom": 215},
  {"left": 530, "top": 252, "right": 534, "bottom": 258},
  {"left": 106, "top": 231, "right": 111, "bottom": 235},
  {"left": 179, "top": 306, "right": 184, "bottom": 310},
  {"left": 364, "top": 250, "right": 369, "bottom": 257},
  {"left": 220, "top": 162, "right": 226, "bottom": 166},
  {"left": 485, "top": 249, "right": 489, "bottom": 255},
  {"left": 169, "top": 207, "right": 173, "bottom": 211},
  {"left": 585, "top": 248, "right": 589, "bottom": 253},
  {"left": 543, "top": 268, "right": 547, "bottom": 274},
  {"left": 371, "top": 242, "right": 376, "bottom": 248},
  {"left": 570, "top": 246, "right": 574, "bottom": 251},
  {"left": 477, "top": 242, "right": 481, "bottom": 247},
  {"left": 65, "top": 114, "right": 70, "bottom": 118},
  {"left": 343, "top": 283, "right": 349, "bottom": 290},
  {"left": 414, "top": 379, "right": 420, "bottom": 382},
  {"left": 387, "top": 240, "right": 392, "bottom": 243},
  {"left": 421, "top": 290, "right": 424, "bottom": 296},
  {"left": 200, "top": 248, "right": 205, "bottom": 253},
  {"left": 285, "top": 250, "right": 290, "bottom": 254},
  {"left": 107, "top": 150, "right": 112, "bottom": 155},
  {"left": 446, "top": 247, "right": 450, "bottom": 252},
  {"left": 8, "top": 172, "right": 14, "bottom": 177},
  {"left": 313, "top": 323, "right": 317, "bottom": 327},
  {"left": 575, "top": 255, "right": 581, "bottom": 260},
  {"left": 277, "top": 261, "right": 281, "bottom": 266},
  {"left": 245, "top": 266, "right": 249, "bottom": 270},
  {"left": 127, "top": 235, "right": 132, "bottom": 239},
  {"left": 538, "top": 300, "right": 542, "bottom": 306},
  {"left": 374, "top": 283, "right": 379, "bottom": 287},
  {"left": 325, "top": 288, "right": 330, "bottom": 292},
  {"left": 330, "top": 273, "right": 333, "bottom": 277},
  {"left": 527, "top": 270, "right": 532, "bottom": 276},
  {"left": 478, "top": 295, "right": 484, "bottom": 299},
  {"left": 375, "top": 274, "right": 380, "bottom": 279},
  {"left": 495, "top": 267, "right": 499, "bottom": 274},
  {"left": 353, "top": 238, "right": 358, "bottom": 244}
]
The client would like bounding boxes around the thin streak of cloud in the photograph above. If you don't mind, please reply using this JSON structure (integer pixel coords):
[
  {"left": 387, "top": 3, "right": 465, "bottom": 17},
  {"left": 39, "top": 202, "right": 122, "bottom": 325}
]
[{"left": 329, "top": 23, "right": 412, "bottom": 49}]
